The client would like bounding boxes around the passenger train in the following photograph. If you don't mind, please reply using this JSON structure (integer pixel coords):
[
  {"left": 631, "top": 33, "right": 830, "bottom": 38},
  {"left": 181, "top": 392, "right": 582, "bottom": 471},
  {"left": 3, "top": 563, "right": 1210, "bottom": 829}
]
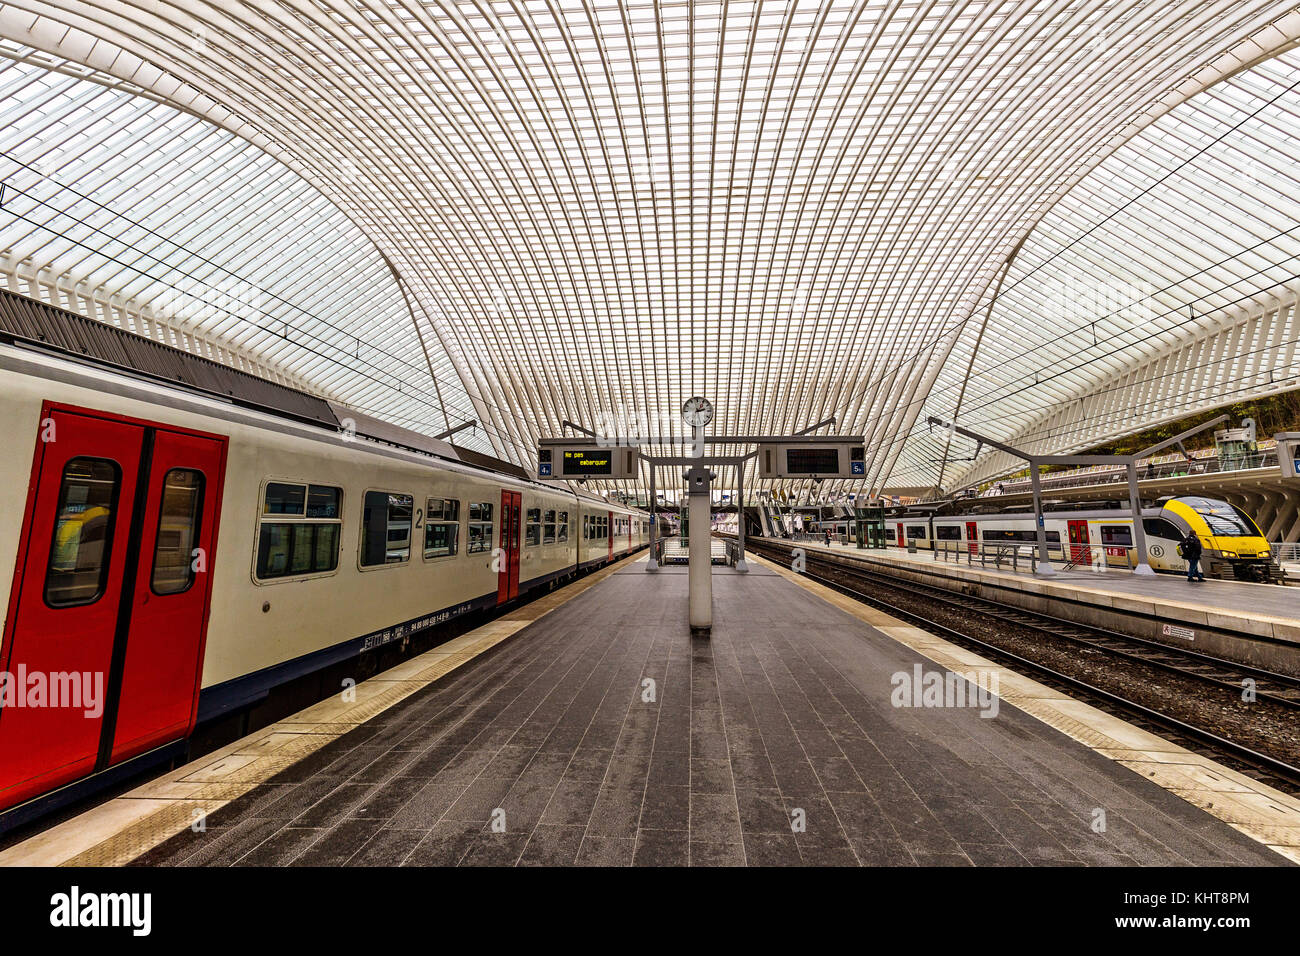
[
  {"left": 887, "top": 497, "right": 1280, "bottom": 582},
  {"left": 0, "top": 294, "right": 650, "bottom": 821}
]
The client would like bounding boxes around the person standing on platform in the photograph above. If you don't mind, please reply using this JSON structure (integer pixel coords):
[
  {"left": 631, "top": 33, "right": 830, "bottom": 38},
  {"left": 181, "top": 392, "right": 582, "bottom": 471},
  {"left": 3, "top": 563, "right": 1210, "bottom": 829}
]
[{"left": 1181, "top": 530, "right": 1205, "bottom": 582}]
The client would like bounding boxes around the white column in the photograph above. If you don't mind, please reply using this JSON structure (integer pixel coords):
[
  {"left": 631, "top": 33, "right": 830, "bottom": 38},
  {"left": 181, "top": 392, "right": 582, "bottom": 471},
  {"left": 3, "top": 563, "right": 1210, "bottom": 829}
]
[{"left": 687, "top": 465, "right": 713, "bottom": 638}]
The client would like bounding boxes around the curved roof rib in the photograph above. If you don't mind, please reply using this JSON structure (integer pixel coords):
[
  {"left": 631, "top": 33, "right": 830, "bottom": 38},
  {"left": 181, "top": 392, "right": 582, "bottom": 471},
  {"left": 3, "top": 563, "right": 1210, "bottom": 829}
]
[{"left": 0, "top": 2, "right": 1298, "bottom": 497}]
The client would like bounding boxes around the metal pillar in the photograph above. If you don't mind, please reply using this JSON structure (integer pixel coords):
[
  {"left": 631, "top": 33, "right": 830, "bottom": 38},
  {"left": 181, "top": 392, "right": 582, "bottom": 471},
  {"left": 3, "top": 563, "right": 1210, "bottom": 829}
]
[
  {"left": 646, "top": 463, "right": 658, "bottom": 572},
  {"left": 687, "top": 463, "right": 713, "bottom": 638},
  {"left": 1030, "top": 462, "right": 1055, "bottom": 575},
  {"left": 1126, "top": 461, "right": 1154, "bottom": 575},
  {"left": 734, "top": 460, "right": 749, "bottom": 573}
]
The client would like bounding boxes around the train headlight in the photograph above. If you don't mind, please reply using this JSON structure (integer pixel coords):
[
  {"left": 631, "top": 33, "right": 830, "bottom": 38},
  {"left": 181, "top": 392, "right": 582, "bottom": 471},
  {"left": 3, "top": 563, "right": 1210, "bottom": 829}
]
[{"left": 1220, "top": 551, "right": 1237, "bottom": 559}]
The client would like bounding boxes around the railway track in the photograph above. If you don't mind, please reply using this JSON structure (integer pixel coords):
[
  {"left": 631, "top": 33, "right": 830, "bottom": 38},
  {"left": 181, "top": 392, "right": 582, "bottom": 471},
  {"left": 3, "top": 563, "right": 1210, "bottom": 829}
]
[{"left": 745, "top": 538, "right": 1300, "bottom": 791}]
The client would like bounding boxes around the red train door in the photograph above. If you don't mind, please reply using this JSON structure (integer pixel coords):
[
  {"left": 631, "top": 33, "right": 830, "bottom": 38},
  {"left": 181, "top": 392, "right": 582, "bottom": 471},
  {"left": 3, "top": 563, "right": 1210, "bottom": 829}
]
[
  {"left": 497, "top": 490, "right": 521, "bottom": 603},
  {"left": 0, "top": 404, "right": 226, "bottom": 811},
  {"left": 1068, "top": 519, "right": 1091, "bottom": 565},
  {"left": 896, "top": 523, "right": 904, "bottom": 547},
  {"left": 111, "top": 428, "right": 225, "bottom": 763},
  {"left": 607, "top": 511, "right": 614, "bottom": 562},
  {"left": 965, "top": 521, "right": 978, "bottom": 555}
]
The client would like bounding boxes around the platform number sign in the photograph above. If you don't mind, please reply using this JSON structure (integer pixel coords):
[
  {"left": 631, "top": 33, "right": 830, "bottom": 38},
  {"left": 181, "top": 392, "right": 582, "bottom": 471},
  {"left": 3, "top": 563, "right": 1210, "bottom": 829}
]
[
  {"left": 538, "top": 448, "right": 552, "bottom": 477},
  {"left": 850, "top": 444, "right": 866, "bottom": 475}
]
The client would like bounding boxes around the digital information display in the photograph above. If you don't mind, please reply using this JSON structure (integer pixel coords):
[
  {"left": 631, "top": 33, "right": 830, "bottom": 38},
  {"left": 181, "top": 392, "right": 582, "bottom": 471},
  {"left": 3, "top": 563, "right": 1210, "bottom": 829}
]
[
  {"left": 562, "top": 449, "right": 613, "bottom": 475},
  {"left": 785, "top": 448, "right": 840, "bottom": 474}
]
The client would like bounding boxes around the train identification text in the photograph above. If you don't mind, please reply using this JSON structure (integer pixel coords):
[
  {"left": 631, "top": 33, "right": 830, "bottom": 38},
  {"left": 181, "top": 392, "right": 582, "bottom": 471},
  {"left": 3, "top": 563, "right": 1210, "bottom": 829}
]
[{"left": 361, "top": 603, "right": 475, "bottom": 651}]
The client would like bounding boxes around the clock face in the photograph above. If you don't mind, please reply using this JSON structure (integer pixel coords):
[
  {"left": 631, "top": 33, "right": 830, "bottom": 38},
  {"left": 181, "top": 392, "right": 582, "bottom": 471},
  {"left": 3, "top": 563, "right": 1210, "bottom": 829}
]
[{"left": 682, "top": 396, "right": 714, "bottom": 427}]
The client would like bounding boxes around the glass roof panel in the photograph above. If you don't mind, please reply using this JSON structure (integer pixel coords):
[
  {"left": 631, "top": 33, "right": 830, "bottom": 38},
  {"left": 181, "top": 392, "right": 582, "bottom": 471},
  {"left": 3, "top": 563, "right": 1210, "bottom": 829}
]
[{"left": 0, "top": 1, "right": 1297, "bottom": 499}]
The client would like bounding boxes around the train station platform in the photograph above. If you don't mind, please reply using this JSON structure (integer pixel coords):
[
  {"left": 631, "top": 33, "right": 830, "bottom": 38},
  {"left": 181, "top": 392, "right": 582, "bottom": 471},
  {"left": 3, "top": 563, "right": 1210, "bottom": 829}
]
[
  {"left": 759, "top": 539, "right": 1300, "bottom": 673},
  {"left": 3, "top": 553, "right": 1296, "bottom": 867}
]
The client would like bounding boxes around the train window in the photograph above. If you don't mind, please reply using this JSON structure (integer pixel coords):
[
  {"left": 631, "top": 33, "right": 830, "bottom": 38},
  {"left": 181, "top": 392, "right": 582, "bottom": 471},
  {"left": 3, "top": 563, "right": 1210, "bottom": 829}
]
[
  {"left": 256, "top": 482, "right": 343, "bottom": 580},
  {"left": 151, "top": 468, "right": 204, "bottom": 595},
  {"left": 935, "top": 526, "right": 962, "bottom": 540},
  {"left": 557, "top": 511, "right": 569, "bottom": 543},
  {"left": 905, "top": 525, "right": 927, "bottom": 539},
  {"left": 981, "top": 529, "right": 1061, "bottom": 544},
  {"left": 306, "top": 485, "right": 340, "bottom": 518},
  {"left": 427, "top": 497, "right": 460, "bottom": 522},
  {"left": 525, "top": 507, "right": 541, "bottom": 547},
  {"left": 1201, "top": 509, "right": 1257, "bottom": 536},
  {"left": 1177, "top": 497, "right": 1259, "bottom": 537},
  {"left": 543, "top": 509, "right": 556, "bottom": 545},
  {"left": 424, "top": 497, "right": 460, "bottom": 559},
  {"left": 264, "top": 482, "right": 306, "bottom": 515},
  {"left": 1143, "top": 518, "right": 1180, "bottom": 540},
  {"left": 1099, "top": 525, "right": 1133, "bottom": 547},
  {"left": 1228, "top": 505, "right": 1265, "bottom": 537},
  {"left": 360, "top": 491, "right": 413, "bottom": 566},
  {"left": 467, "top": 501, "right": 494, "bottom": 553},
  {"left": 44, "top": 457, "right": 121, "bottom": 608},
  {"left": 259, "top": 525, "right": 335, "bottom": 578}
]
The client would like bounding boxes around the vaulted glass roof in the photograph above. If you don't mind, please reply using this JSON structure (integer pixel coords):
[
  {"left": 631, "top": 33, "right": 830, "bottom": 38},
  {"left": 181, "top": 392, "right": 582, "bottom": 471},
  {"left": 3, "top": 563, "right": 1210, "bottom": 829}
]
[{"left": 1, "top": 1, "right": 1298, "bottom": 498}]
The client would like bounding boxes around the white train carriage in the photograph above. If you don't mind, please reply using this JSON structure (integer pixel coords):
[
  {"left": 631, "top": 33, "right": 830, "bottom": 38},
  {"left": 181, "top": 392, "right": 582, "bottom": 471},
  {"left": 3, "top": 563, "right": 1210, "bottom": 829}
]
[
  {"left": 0, "top": 310, "right": 647, "bottom": 819},
  {"left": 889, "top": 497, "right": 1277, "bottom": 580}
]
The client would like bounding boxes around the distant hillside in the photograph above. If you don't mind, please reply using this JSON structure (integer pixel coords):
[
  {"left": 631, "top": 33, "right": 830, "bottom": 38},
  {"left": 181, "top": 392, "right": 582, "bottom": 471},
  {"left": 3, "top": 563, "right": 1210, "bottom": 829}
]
[
  {"left": 1082, "top": 390, "right": 1300, "bottom": 458},
  {"left": 984, "top": 389, "right": 1300, "bottom": 487}
]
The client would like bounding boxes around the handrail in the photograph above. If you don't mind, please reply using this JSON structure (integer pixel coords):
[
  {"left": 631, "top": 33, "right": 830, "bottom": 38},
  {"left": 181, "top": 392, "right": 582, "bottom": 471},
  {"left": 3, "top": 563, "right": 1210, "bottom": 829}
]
[
  {"left": 929, "top": 540, "right": 1144, "bottom": 574},
  {"left": 981, "top": 449, "right": 1279, "bottom": 497}
]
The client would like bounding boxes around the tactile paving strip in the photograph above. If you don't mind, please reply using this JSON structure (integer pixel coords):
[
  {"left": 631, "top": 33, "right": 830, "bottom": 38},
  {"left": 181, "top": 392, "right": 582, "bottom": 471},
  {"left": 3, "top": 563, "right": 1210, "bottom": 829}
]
[{"left": 753, "top": 551, "right": 1300, "bottom": 864}]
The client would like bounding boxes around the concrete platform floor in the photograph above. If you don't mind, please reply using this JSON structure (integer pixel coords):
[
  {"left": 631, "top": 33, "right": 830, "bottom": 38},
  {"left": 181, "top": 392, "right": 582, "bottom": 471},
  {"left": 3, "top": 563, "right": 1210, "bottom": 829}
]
[{"left": 130, "top": 562, "right": 1288, "bottom": 867}]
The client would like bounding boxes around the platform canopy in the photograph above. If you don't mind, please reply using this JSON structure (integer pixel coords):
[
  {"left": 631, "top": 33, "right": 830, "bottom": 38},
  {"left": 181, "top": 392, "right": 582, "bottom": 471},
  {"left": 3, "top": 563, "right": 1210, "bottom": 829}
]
[{"left": 2, "top": 2, "right": 1300, "bottom": 496}]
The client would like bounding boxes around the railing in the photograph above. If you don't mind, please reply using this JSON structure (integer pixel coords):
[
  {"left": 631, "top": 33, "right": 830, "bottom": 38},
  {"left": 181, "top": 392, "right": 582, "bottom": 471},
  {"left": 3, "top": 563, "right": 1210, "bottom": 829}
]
[
  {"left": 985, "top": 449, "right": 1279, "bottom": 497},
  {"left": 1272, "top": 543, "right": 1300, "bottom": 564},
  {"left": 930, "top": 540, "right": 1142, "bottom": 574}
]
